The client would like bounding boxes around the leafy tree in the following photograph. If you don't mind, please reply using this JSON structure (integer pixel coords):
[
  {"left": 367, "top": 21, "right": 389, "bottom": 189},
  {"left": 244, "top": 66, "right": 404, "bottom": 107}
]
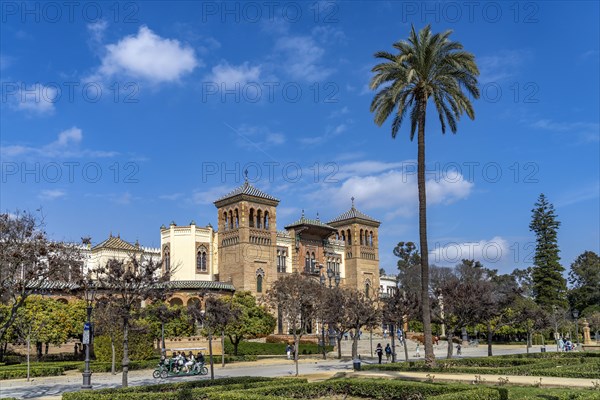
[
  {"left": 93, "top": 299, "right": 123, "bottom": 374},
  {"left": 370, "top": 25, "right": 479, "bottom": 367},
  {"left": 143, "top": 302, "right": 194, "bottom": 355},
  {"left": 568, "top": 251, "right": 600, "bottom": 313},
  {"left": 0, "top": 211, "right": 83, "bottom": 358},
  {"left": 383, "top": 289, "right": 418, "bottom": 361},
  {"left": 394, "top": 241, "right": 421, "bottom": 299},
  {"left": 529, "top": 194, "right": 567, "bottom": 309},
  {"left": 513, "top": 297, "right": 550, "bottom": 353},
  {"left": 92, "top": 256, "right": 171, "bottom": 387},
  {"left": 223, "top": 292, "right": 275, "bottom": 356},
  {"left": 267, "top": 273, "right": 320, "bottom": 376},
  {"left": 511, "top": 267, "right": 534, "bottom": 298}
]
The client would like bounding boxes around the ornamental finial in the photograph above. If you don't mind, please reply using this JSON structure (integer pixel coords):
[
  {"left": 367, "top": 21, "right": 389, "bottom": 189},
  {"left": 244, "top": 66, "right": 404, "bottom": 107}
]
[
  {"left": 301, "top": 209, "right": 305, "bottom": 219},
  {"left": 351, "top": 196, "right": 355, "bottom": 209}
]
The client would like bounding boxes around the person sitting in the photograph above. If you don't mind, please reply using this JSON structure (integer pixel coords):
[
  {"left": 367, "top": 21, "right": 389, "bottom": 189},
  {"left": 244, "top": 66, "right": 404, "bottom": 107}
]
[
  {"left": 197, "top": 352, "right": 205, "bottom": 364},
  {"left": 184, "top": 351, "right": 194, "bottom": 372}
]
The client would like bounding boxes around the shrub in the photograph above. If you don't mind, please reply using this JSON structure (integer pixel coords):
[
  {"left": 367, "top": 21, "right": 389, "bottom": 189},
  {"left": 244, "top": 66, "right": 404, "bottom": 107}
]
[
  {"left": 428, "top": 388, "right": 503, "bottom": 400},
  {"left": 223, "top": 340, "right": 332, "bottom": 356},
  {"left": 94, "top": 333, "right": 156, "bottom": 363}
]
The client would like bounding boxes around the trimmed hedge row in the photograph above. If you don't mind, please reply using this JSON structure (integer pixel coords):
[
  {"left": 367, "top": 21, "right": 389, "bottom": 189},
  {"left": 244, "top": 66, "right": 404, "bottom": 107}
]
[
  {"left": 242, "top": 379, "right": 472, "bottom": 399},
  {"left": 429, "top": 388, "right": 504, "bottom": 400},
  {"left": 0, "top": 362, "right": 81, "bottom": 380},
  {"left": 62, "top": 377, "right": 304, "bottom": 400},
  {"left": 362, "top": 353, "right": 600, "bottom": 379}
]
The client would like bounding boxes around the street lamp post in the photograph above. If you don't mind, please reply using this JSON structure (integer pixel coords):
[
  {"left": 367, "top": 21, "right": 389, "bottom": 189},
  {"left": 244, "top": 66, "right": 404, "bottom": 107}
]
[
  {"left": 81, "top": 280, "right": 96, "bottom": 389},
  {"left": 319, "top": 265, "right": 340, "bottom": 360},
  {"left": 553, "top": 306, "right": 559, "bottom": 352},
  {"left": 573, "top": 310, "right": 580, "bottom": 348}
]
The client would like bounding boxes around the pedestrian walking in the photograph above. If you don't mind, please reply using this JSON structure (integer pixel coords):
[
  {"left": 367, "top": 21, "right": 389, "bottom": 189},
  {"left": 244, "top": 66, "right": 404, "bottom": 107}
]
[
  {"left": 286, "top": 344, "right": 292, "bottom": 360},
  {"left": 415, "top": 343, "right": 420, "bottom": 358},
  {"left": 385, "top": 343, "right": 392, "bottom": 362},
  {"left": 376, "top": 343, "right": 383, "bottom": 364},
  {"left": 456, "top": 343, "right": 462, "bottom": 356}
]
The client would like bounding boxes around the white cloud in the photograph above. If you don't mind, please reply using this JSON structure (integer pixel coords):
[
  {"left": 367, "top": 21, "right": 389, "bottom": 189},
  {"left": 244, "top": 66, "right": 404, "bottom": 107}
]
[
  {"left": 230, "top": 124, "right": 286, "bottom": 149},
  {"left": 205, "top": 61, "right": 262, "bottom": 87},
  {"left": 315, "top": 165, "right": 473, "bottom": 217},
  {"left": 192, "top": 185, "right": 233, "bottom": 205},
  {"left": 159, "top": 193, "right": 184, "bottom": 201},
  {"left": 275, "top": 35, "right": 333, "bottom": 81},
  {"left": 531, "top": 119, "right": 599, "bottom": 143},
  {"left": 87, "top": 20, "right": 108, "bottom": 43},
  {"left": 39, "top": 189, "right": 66, "bottom": 200},
  {"left": 478, "top": 50, "right": 530, "bottom": 82},
  {"left": 0, "top": 127, "right": 118, "bottom": 159},
  {"left": 96, "top": 26, "right": 198, "bottom": 83},
  {"left": 429, "top": 236, "right": 509, "bottom": 266},
  {"left": 299, "top": 122, "right": 348, "bottom": 145},
  {"left": 8, "top": 83, "right": 57, "bottom": 115}
]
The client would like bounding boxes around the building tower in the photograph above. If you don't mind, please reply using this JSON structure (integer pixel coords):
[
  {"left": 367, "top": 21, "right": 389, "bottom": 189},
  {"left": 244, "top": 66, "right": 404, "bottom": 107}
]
[
  {"left": 327, "top": 198, "right": 381, "bottom": 297},
  {"left": 213, "top": 179, "right": 279, "bottom": 296}
]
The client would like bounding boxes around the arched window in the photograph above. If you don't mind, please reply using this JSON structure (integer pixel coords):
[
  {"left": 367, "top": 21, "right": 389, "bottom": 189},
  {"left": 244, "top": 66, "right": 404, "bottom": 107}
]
[
  {"left": 305, "top": 251, "right": 310, "bottom": 271},
  {"left": 369, "top": 231, "right": 374, "bottom": 247},
  {"left": 163, "top": 246, "right": 170, "bottom": 273},
  {"left": 235, "top": 209, "right": 239, "bottom": 228},
  {"left": 360, "top": 229, "right": 364, "bottom": 245},
  {"left": 341, "top": 232, "right": 345, "bottom": 242},
  {"left": 197, "top": 246, "right": 207, "bottom": 272},
  {"left": 249, "top": 208, "right": 255, "bottom": 227},
  {"left": 256, "top": 210, "right": 262, "bottom": 229},
  {"left": 311, "top": 252, "right": 316, "bottom": 273},
  {"left": 264, "top": 211, "right": 269, "bottom": 230},
  {"left": 365, "top": 279, "right": 371, "bottom": 298},
  {"left": 256, "top": 268, "right": 265, "bottom": 293},
  {"left": 223, "top": 212, "right": 228, "bottom": 230},
  {"left": 347, "top": 229, "right": 352, "bottom": 245},
  {"left": 229, "top": 210, "right": 233, "bottom": 229}
]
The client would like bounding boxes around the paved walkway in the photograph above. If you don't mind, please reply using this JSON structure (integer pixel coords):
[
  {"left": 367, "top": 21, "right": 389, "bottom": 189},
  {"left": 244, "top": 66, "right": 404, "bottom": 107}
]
[{"left": 0, "top": 338, "right": 575, "bottom": 399}]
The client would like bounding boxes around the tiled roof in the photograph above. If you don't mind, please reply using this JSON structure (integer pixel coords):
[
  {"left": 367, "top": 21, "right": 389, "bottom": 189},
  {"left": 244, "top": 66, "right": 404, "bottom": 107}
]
[
  {"left": 285, "top": 212, "right": 336, "bottom": 230},
  {"left": 92, "top": 235, "right": 139, "bottom": 251},
  {"left": 214, "top": 181, "right": 279, "bottom": 203},
  {"left": 163, "top": 280, "right": 235, "bottom": 291},
  {"left": 26, "top": 280, "right": 79, "bottom": 291},
  {"left": 328, "top": 199, "right": 380, "bottom": 224}
]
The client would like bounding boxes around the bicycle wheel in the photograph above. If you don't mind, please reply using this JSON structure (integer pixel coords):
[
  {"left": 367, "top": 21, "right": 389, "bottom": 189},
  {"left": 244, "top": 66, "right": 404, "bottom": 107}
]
[
  {"left": 201, "top": 366, "right": 208, "bottom": 375},
  {"left": 160, "top": 369, "right": 169, "bottom": 379},
  {"left": 153, "top": 369, "right": 161, "bottom": 379}
]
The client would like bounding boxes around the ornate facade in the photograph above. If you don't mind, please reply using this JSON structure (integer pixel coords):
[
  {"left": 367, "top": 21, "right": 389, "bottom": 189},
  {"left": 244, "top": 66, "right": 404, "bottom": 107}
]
[{"left": 160, "top": 181, "right": 382, "bottom": 297}]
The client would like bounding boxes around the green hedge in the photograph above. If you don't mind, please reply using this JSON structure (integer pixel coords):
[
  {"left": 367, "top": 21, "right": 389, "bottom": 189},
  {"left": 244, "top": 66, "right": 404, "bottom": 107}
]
[
  {"left": 0, "top": 361, "right": 81, "bottom": 380},
  {"left": 75, "top": 360, "right": 159, "bottom": 373},
  {"left": 362, "top": 353, "right": 600, "bottom": 379},
  {"left": 94, "top": 334, "right": 156, "bottom": 363},
  {"left": 429, "top": 388, "right": 504, "bottom": 400},
  {"left": 62, "top": 377, "right": 303, "bottom": 400}
]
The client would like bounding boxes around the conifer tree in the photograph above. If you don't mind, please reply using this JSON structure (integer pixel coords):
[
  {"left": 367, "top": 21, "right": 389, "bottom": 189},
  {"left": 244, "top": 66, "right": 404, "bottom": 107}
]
[{"left": 529, "top": 194, "right": 567, "bottom": 309}]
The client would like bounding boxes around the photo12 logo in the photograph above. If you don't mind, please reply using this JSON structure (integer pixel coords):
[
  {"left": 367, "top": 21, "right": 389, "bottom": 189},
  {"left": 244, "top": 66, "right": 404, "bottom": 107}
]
[
  {"left": 400, "top": 1, "right": 540, "bottom": 24},
  {"left": 201, "top": 81, "right": 339, "bottom": 104},
  {"left": 200, "top": 1, "right": 339, "bottom": 23},
  {"left": 2, "top": 82, "right": 140, "bottom": 105},
  {"left": 1, "top": 162, "right": 140, "bottom": 184},
  {"left": 1, "top": 1, "right": 139, "bottom": 23}
]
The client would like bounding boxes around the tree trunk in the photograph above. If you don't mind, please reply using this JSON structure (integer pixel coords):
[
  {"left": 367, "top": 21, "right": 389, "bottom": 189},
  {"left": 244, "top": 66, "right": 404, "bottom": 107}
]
[
  {"left": 487, "top": 322, "right": 493, "bottom": 357},
  {"left": 36, "top": 341, "right": 42, "bottom": 361},
  {"left": 294, "top": 334, "right": 300, "bottom": 376},
  {"left": 26, "top": 334, "right": 31, "bottom": 382},
  {"left": 446, "top": 334, "right": 453, "bottom": 359},
  {"left": 0, "top": 341, "right": 7, "bottom": 362},
  {"left": 526, "top": 332, "right": 530, "bottom": 354},
  {"left": 417, "top": 98, "right": 434, "bottom": 367},
  {"left": 111, "top": 338, "right": 116, "bottom": 375},
  {"left": 208, "top": 333, "right": 214, "bottom": 380},
  {"left": 403, "top": 334, "right": 409, "bottom": 362},
  {"left": 232, "top": 337, "right": 240, "bottom": 356},
  {"left": 122, "top": 318, "right": 129, "bottom": 387},
  {"left": 337, "top": 335, "right": 343, "bottom": 359},
  {"left": 221, "top": 331, "right": 225, "bottom": 367},
  {"left": 351, "top": 328, "right": 359, "bottom": 359}
]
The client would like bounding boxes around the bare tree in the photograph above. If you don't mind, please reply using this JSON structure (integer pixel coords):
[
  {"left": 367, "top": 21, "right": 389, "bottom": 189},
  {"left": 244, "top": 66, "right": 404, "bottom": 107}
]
[
  {"left": 92, "top": 256, "right": 171, "bottom": 387},
  {"left": 432, "top": 260, "right": 495, "bottom": 359},
  {"left": 266, "top": 274, "right": 320, "bottom": 376},
  {"left": 93, "top": 299, "right": 123, "bottom": 374},
  {"left": 383, "top": 289, "right": 419, "bottom": 362},
  {"left": 320, "top": 286, "right": 349, "bottom": 359},
  {"left": 0, "top": 211, "right": 83, "bottom": 357},
  {"left": 343, "top": 288, "right": 381, "bottom": 360}
]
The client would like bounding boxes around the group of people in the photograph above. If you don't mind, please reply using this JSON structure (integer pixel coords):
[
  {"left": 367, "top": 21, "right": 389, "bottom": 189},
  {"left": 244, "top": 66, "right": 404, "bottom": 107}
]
[
  {"left": 375, "top": 343, "right": 393, "bottom": 363},
  {"left": 558, "top": 338, "right": 577, "bottom": 352},
  {"left": 162, "top": 351, "right": 205, "bottom": 373}
]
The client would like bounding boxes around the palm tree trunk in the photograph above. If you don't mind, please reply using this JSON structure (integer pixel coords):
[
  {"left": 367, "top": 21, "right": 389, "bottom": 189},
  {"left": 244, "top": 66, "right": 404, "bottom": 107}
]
[{"left": 418, "top": 98, "right": 434, "bottom": 367}]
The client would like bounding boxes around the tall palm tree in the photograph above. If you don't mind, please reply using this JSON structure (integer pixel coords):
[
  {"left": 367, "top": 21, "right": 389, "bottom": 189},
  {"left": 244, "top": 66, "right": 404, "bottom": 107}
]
[{"left": 370, "top": 25, "right": 479, "bottom": 366}]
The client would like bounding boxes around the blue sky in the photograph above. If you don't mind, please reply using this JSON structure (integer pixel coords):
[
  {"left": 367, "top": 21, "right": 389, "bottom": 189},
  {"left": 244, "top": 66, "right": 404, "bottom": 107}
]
[{"left": 1, "top": 1, "right": 598, "bottom": 275}]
